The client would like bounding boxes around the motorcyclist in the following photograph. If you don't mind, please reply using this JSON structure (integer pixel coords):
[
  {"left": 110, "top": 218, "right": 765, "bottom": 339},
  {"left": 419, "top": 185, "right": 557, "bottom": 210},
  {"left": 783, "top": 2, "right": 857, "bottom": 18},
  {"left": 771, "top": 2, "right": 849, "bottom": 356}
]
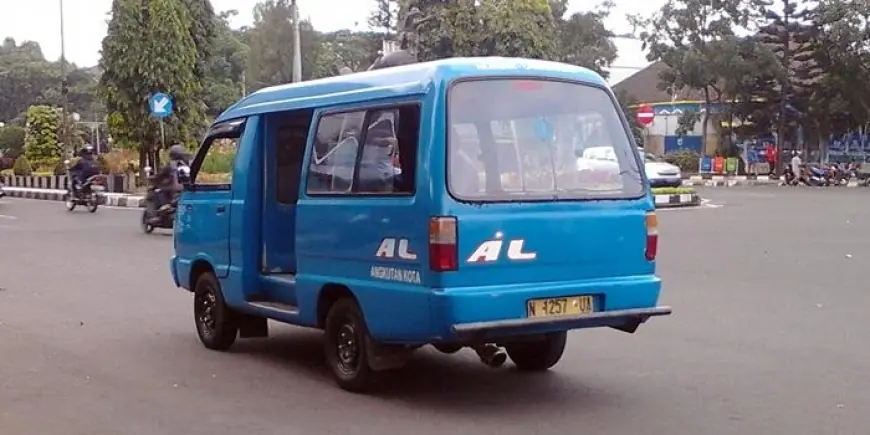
[
  {"left": 152, "top": 144, "right": 190, "bottom": 212},
  {"left": 69, "top": 145, "right": 99, "bottom": 196}
]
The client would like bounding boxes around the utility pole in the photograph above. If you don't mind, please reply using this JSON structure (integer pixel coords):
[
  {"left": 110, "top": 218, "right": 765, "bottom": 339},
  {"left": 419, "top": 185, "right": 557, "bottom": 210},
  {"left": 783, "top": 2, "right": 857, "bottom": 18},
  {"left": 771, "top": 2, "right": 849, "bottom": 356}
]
[
  {"left": 776, "top": 5, "right": 791, "bottom": 177},
  {"left": 59, "top": 0, "right": 71, "bottom": 154},
  {"left": 290, "top": 0, "right": 302, "bottom": 82}
]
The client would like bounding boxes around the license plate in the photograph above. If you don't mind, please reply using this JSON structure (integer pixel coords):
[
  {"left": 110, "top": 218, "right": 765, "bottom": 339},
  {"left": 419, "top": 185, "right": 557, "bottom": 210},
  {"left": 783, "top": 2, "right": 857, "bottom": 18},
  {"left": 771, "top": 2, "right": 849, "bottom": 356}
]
[{"left": 527, "top": 296, "right": 594, "bottom": 318}]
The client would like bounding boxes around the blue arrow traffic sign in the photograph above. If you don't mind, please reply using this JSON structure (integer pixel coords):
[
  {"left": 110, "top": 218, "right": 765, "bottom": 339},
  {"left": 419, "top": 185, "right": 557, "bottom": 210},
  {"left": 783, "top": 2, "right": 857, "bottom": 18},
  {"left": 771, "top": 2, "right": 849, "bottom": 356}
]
[{"left": 149, "top": 93, "right": 173, "bottom": 118}]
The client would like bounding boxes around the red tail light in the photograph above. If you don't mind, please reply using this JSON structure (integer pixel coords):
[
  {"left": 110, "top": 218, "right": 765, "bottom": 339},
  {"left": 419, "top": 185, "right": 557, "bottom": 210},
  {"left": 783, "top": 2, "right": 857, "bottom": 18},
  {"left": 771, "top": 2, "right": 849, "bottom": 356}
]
[
  {"left": 645, "top": 211, "right": 658, "bottom": 261},
  {"left": 429, "top": 216, "right": 458, "bottom": 272}
]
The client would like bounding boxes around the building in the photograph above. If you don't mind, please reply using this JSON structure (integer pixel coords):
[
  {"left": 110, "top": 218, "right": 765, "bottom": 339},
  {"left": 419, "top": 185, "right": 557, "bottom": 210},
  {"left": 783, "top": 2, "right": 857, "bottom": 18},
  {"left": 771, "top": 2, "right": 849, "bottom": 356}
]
[{"left": 612, "top": 61, "right": 722, "bottom": 156}]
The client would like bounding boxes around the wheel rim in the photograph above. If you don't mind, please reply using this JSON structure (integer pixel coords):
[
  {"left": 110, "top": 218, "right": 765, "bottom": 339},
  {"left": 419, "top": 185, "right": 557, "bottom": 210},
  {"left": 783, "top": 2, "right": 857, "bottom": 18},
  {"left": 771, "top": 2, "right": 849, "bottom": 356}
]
[
  {"left": 195, "top": 287, "right": 217, "bottom": 339},
  {"left": 335, "top": 321, "right": 360, "bottom": 375}
]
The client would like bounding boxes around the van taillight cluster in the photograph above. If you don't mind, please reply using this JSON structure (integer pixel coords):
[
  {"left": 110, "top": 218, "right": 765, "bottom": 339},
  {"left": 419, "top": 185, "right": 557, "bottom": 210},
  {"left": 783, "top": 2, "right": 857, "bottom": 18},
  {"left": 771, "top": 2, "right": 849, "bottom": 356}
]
[
  {"left": 645, "top": 211, "right": 658, "bottom": 261},
  {"left": 429, "top": 216, "right": 458, "bottom": 271}
]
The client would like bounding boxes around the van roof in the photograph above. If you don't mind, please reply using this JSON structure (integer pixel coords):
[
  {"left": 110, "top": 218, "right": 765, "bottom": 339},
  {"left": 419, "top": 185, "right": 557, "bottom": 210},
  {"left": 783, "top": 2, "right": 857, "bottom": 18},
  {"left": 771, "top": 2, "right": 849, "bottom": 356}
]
[{"left": 215, "top": 57, "right": 607, "bottom": 123}]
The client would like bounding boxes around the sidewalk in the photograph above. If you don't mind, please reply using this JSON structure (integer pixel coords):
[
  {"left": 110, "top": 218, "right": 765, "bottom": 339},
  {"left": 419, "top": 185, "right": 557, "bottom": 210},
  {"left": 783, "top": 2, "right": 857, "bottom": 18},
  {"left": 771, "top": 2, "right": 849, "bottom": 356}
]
[
  {"left": 2, "top": 187, "right": 145, "bottom": 208},
  {"left": 683, "top": 175, "right": 865, "bottom": 187}
]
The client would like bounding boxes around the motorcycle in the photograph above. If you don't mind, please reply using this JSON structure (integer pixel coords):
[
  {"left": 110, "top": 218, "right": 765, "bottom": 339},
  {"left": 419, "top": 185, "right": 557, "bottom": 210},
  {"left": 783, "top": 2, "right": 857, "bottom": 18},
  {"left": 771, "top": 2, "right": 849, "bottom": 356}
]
[
  {"left": 64, "top": 160, "right": 103, "bottom": 212},
  {"left": 141, "top": 164, "right": 189, "bottom": 233}
]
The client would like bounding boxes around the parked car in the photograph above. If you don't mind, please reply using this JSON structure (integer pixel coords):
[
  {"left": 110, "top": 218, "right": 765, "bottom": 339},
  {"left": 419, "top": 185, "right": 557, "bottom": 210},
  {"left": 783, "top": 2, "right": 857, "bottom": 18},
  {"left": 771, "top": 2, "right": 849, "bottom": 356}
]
[{"left": 639, "top": 148, "right": 682, "bottom": 187}]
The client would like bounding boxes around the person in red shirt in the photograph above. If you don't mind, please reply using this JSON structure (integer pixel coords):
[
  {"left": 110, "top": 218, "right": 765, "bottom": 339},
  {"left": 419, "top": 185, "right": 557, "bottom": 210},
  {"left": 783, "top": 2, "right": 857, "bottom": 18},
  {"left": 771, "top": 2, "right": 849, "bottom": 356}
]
[{"left": 765, "top": 143, "right": 777, "bottom": 176}]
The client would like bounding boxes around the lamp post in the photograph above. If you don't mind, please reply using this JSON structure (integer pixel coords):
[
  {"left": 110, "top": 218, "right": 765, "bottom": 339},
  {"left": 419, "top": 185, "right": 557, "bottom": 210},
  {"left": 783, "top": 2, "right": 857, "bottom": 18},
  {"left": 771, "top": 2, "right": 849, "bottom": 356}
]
[
  {"left": 290, "top": 0, "right": 302, "bottom": 82},
  {"left": 59, "top": 0, "right": 70, "bottom": 153}
]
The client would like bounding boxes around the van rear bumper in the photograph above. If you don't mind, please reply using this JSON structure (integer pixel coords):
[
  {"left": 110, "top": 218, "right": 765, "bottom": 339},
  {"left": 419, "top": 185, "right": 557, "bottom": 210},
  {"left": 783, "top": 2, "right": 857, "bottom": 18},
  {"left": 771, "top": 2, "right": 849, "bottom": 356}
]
[{"left": 451, "top": 306, "right": 671, "bottom": 338}]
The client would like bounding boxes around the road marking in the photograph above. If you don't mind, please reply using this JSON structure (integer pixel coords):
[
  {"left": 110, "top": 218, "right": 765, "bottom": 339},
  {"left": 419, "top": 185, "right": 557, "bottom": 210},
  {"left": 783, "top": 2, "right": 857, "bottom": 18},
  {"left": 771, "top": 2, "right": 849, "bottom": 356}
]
[
  {"left": 0, "top": 214, "right": 16, "bottom": 220},
  {"left": 658, "top": 199, "right": 723, "bottom": 212}
]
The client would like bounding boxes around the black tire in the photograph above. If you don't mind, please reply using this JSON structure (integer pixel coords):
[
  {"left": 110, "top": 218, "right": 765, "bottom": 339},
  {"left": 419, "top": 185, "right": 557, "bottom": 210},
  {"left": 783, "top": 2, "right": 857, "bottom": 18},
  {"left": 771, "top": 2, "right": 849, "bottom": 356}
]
[
  {"left": 193, "top": 272, "right": 239, "bottom": 351},
  {"left": 323, "top": 298, "right": 376, "bottom": 392},
  {"left": 505, "top": 331, "right": 567, "bottom": 371},
  {"left": 433, "top": 343, "right": 463, "bottom": 354},
  {"left": 87, "top": 194, "right": 99, "bottom": 213},
  {"left": 141, "top": 210, "right": 154, "bottom": 234},
  {"left": 64, "top": 192, "right": 76, "bottom": 211}
]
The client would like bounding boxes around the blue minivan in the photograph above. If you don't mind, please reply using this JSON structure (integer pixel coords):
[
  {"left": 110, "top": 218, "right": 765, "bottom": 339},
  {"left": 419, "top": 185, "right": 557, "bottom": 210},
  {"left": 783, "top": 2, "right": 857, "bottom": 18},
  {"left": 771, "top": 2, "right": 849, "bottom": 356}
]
[{"left": 170, "top": 57, "right": 671, "bottom": 391}]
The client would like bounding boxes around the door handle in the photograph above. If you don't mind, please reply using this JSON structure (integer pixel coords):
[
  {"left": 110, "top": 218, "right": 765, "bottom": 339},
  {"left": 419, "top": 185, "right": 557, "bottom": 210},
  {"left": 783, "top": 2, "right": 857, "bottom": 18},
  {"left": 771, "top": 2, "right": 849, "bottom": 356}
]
[{"left": 216, "top": 205, "right": 226, "bottom": 213}]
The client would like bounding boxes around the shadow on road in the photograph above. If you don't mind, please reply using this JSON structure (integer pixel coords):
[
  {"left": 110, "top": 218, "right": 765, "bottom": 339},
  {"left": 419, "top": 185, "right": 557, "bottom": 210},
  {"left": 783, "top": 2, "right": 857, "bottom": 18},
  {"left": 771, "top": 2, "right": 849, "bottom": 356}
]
[{"left": 227, "top": 327, "right": 620, "bottom": 415}]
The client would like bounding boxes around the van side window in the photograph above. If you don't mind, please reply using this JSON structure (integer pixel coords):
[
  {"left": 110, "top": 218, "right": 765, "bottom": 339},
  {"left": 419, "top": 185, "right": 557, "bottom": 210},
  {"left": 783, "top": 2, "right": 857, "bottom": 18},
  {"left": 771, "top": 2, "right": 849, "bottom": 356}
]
[
  {"left": 275, "top": 109, "right": 314, "bottom": 204},
  {"left": 306, "top": 104, "right": 420, "bottom": 196},
  {"left": 194, "top": 137, "right": 239, "bottom": 187},
  {"left": 356, "top": 106, "right": 419, "bottom": 194},
  {"left": 307, "top": 111, "right": 365, "bottom": 194}
]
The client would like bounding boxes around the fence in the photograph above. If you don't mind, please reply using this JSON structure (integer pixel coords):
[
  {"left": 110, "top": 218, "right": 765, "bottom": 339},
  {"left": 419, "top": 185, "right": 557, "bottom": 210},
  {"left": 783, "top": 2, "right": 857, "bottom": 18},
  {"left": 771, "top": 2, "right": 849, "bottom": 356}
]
[{"left": 1, "top": 174, "right": 134, "bottom": 193}]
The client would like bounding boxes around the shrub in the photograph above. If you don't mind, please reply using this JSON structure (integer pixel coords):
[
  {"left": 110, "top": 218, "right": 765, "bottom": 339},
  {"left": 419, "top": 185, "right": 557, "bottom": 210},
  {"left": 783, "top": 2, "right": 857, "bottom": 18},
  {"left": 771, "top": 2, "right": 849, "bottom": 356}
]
[
  {"left": 12, "top": 155, "right": 33, "bottom": 176},
  {"left": 53, "top": 160, "right": 67, "bottom": 175},
  {"left": 0, "top": 156, "right": 14, "bottom": 170},
  {"left": 663, "top": 150, "right": 700, "bottom": 173},
  {"left": 0, "top": 124, "right": 25, "bottom": 158},
  {"left": 99, "top": 149, "right": 138, "bottom": 174},
  {"left": 24, "top": 105, "right": 62, "bottom": 168}
]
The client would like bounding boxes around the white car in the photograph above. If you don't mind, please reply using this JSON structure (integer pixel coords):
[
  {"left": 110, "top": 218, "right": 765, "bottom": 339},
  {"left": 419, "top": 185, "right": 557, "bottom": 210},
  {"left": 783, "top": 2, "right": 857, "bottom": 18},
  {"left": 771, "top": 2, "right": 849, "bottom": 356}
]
[
  {"left": 638, "top": 148, "right": 682, "bottom": 187},
  {"left": 575, "top": 147, "right": 683, "bottom": 188}
]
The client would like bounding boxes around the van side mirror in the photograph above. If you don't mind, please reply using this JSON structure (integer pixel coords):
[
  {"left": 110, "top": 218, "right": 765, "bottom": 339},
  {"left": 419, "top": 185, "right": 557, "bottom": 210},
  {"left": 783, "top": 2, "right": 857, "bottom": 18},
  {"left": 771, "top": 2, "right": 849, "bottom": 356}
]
[{"left": 574, "top": 149, "right": 583, "bottom": 158}]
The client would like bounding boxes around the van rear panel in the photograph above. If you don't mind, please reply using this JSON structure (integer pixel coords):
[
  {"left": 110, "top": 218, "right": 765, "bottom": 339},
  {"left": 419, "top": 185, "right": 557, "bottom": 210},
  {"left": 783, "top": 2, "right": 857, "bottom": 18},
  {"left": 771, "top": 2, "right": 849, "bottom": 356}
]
[
  {"left": 430, "top": 198, "right": 658, "bottom": 329},
  {"left": 442, "top": 200, "right": 654, "bottom": 288}
]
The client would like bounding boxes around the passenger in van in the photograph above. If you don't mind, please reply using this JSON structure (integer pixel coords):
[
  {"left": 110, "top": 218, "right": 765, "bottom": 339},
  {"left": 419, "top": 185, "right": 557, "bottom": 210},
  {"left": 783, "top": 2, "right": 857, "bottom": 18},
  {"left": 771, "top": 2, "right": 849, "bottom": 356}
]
[
  {"left": 449, "top": 128, "right": 480, "bottom": 195},
  {"left": 358, "top": 118, "right": 398, "bottom": 192}
]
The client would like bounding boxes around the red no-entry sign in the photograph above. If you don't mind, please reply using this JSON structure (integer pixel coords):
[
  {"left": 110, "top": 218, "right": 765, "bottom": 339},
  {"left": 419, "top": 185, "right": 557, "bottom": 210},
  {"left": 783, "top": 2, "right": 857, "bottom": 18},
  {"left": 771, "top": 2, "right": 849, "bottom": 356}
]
[{"left": 636, "top": 105, "right": 655, "bottom": 126}]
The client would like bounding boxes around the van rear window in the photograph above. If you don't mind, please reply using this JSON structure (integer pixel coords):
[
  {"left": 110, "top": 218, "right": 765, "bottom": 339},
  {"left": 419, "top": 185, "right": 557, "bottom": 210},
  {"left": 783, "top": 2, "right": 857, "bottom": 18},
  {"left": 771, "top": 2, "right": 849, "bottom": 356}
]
[{"left": 447, "top": 79, "right": 644, "bottom": 201}]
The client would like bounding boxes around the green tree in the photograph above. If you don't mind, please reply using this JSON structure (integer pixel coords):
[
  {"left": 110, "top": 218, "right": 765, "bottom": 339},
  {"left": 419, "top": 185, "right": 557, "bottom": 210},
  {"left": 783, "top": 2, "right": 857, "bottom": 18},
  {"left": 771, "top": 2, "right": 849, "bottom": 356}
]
[
  {"left": 23, "top": 105, "right": 61, "bottom": 169},
  {"left": 316, "top": 31, "right": 383, "bottom": 75},
  {"left": 615, "top": 90, "right": 645, "bottom": 147},
  {"left": 99, "top": 0, "right": 202, "bottom": 171},
  {"left": 369, "top": 0, "right": 399, "bottom": 34},
  {"left": 203, "top": 10, "right": 250, "bottom": 115},
  {"left": 246, "top": 0, "right": 320, "bottom": 89},
  {"left": 0, "top": 38, "right": 102, "bottom": 124},
  {"left": 632, "top": 0, "right": 757, "bottom": 154},
  {"left": 0, "top": 124, "right": 26, "bottom": 157},
  {"left": 478, "top": 0, "right": 558, "bottom": 58},
  {"left": 552, "top": 1, "right": 618, "bottom": 77}
]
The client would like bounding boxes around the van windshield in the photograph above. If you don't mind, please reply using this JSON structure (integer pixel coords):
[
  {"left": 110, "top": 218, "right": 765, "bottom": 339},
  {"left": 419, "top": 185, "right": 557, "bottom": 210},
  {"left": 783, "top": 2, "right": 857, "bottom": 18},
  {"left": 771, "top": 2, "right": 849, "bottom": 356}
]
[{"left": 447, "top": 79, "right": 644, "bottom": 201}]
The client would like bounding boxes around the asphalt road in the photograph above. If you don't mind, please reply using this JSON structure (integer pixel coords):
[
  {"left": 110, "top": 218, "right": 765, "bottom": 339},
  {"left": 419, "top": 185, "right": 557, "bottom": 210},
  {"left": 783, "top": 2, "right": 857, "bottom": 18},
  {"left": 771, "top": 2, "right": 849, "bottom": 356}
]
[{"left": 1, "top": 188, "right": 867, "bottom": 435}]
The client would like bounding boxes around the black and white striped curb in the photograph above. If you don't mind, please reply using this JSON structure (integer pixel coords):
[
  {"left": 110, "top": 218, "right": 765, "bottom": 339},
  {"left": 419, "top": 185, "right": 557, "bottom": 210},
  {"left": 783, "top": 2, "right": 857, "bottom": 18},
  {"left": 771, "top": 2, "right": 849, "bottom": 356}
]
[
  {"left": 683, "top": 176, "right": 868, "bottom": 187},
  {"left": 654, "top": 193, "right": 701, "bottom": 208},
  {"left": 1, "top": 187, "right": 145, "bottom": 208}
]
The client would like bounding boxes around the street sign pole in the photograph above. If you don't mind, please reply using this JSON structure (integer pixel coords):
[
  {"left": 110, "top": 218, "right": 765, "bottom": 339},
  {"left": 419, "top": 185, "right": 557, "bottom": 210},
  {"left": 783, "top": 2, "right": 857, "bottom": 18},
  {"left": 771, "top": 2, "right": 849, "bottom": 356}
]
[{"left": 148, "top": 92, "right": 174, "bottom": 151}]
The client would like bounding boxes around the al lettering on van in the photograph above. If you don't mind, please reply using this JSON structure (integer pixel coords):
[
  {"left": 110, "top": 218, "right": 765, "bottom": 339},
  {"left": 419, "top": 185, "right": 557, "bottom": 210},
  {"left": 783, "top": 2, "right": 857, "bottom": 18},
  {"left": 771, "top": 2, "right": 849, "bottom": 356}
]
[
  {"left": 467, "top": 232, "right": 536, "bottom": 263},
  {"left": 375, "top": 237, "right": 417, "bottom": 260},
  {"left": 371, "top": 237, "right": 422, "bottom": 284}
]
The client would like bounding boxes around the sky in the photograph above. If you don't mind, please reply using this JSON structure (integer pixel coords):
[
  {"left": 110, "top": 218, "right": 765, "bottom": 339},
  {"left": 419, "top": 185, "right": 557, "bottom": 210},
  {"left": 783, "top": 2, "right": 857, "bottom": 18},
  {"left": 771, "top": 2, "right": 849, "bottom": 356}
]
[{"left": 0, "top": 0, "right": 664, "bottom": 82}]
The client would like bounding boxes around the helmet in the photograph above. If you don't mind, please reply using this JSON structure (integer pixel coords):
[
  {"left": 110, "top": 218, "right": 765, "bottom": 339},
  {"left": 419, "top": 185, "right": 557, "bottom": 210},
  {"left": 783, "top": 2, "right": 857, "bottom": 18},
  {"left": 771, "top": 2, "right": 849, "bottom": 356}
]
[
  {"left": 169, "top": 144, "right": 187, "bottom": 161},
  {"left": 80, "top": 144, "right": 94, "bottom": 157}
]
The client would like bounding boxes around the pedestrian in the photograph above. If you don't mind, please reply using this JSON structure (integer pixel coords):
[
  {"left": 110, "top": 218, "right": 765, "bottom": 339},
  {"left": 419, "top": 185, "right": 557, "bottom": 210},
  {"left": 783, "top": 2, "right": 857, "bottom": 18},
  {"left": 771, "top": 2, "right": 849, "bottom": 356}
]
[
  {"left": 791, "top": 150, "right": 803, "bottom": 183},
  {"left": 747, "top": 144, "right": 759, "bottom": 176},
  {"left": 765, "top": 142, "right": 777, "bottom": 176}
]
